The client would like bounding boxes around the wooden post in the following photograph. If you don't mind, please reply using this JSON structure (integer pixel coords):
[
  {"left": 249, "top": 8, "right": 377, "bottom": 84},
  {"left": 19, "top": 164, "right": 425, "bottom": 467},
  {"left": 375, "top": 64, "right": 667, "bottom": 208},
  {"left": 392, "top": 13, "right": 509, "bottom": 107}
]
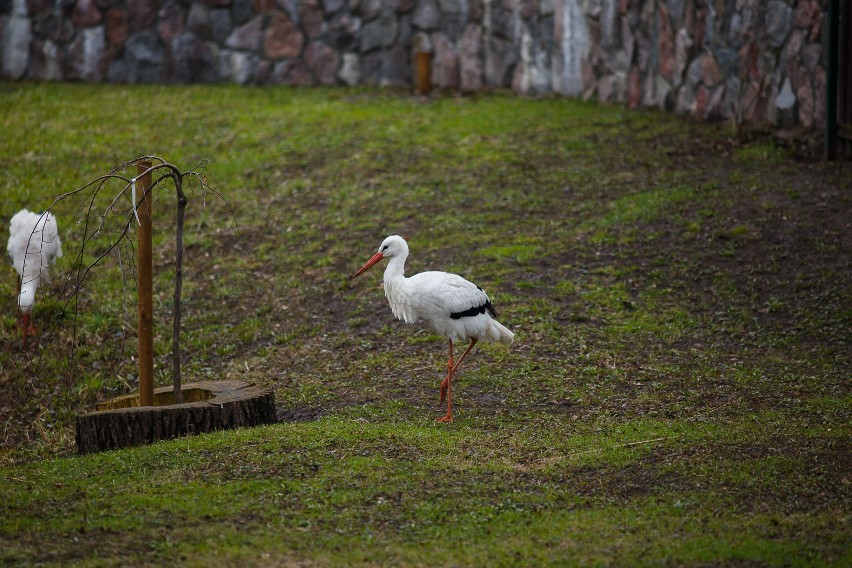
[
  {"left": 136, "top": 162, "right": 154, "bottom": 407},
  {"left": 172, "top": 175, "right": 187, "bottom": 404},
  {"left": 416, "top": 51, "right": 431, "bottom": 96}
]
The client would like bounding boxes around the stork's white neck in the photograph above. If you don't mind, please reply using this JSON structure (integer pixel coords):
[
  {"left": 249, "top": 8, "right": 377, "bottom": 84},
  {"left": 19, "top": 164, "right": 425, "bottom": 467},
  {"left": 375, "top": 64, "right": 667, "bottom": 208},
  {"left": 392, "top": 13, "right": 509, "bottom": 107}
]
[
  {"left": 18, "top": 278, "right": 37, "bottom": 312},
  {"left": 382, "top": 253, "right": 417, "bottom": 324},
  {"left": 383, "top": 254, "right": 407, "bottom": 298},
  {"left": 383, "top": 253, "right": 406, "bottom": 278}
]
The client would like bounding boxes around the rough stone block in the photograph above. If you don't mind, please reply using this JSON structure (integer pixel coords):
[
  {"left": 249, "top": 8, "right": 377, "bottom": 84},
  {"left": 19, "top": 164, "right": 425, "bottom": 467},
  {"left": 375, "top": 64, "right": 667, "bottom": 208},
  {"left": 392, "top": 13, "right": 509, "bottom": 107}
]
[
  {"left": 226, "top": 14, "right": 262, "bottom": 51},
  {"left": 469, "top": 0, "right": 483, "bottom": 21},
  {"left": 322, "top": 0, "right": 346, "bottom": 15},
  {"left": 358, "top": 0, "right": 383, "bottom": 21},
  {"left": 268, "top": 58, "right": 316, "bottom": 85},
  {"left": 431, "top": 31, "right": 457, "bottom": 88},
  {"left": 252, "top": 0, "right": 276, "bottom": 15},
  {"left": 485, "top": 34, "right": 517, "bottom": 87},
  {"left": 702, "top": 54, "right": 721, "bottom": 87},
  {"left": 125, "top": 31, "right": 163, "bottom": 83},
  {"left": 1, "top": 15, "right": 30, "bottom": 79},
  {"left": 360, "top": 10, "right": 397, "bottom": 52},
  {"left": 128, "top": 0, "right": 157, "bottom": 31},
  {"left": 166, "top": 31, "right": 220, "bottom": 83},
  {"left": 265, "top": 11, "right": 304, "bottom": 59},
  {"left": 210, "top": 8, "right": 233, "bottom": 43},
  {"left": 775, "top": 76, "right": 795, "bottom": 110},
  {"left": 232, "top": 0, "right": 254, "bottom": 25},
  {"left": 29, "top": 39, "right": 62, "bottom": 80},
  {"left": 795, "top": 76, "right": 813, "bottom": 129},
  {"left": 305, "top": 40, "right": 340, "bottom": 84},
  {"left": 219, "top": 49, "right": 259, "bottom": 83},
  {"left": 157, "top": 2, "right": 184, "bottom": 44},
  {"left": 361, "top": 44, "right": 408, "bottom": 86},
  {"left": 490, "top": 1, "right": 513, "bottom": 39},
  {"left": 657, "top": 6, "right": 674, "bottom": 82},
  {"left": 627, "top": 65, "right": 640, "bottom": 108},
  {"left": 299, "top": 0, "right": 325, "bottom": 40},
  {"left": 329, "top": 13, "right": 360, "bottom": 50},
  {"left": 72, "top": 0, "right": 102, "bottom": 28},
  {"left": 66, "top": 25, "right": 106, "bottom": 81},
  {"left": 459, "top": 23, "right": 482, "bottom": 91},
  {"left": 338, "top": 51, "right": 360, "bottom": 85},
  {"left": 104, "top": 10, "right": 132, "bottom": 50},
  {"left": 765, "top": 0, "right": 792, "bottom": 49},
  {"left": 801, "top": 43, "right": 821, "bottom": 72}
]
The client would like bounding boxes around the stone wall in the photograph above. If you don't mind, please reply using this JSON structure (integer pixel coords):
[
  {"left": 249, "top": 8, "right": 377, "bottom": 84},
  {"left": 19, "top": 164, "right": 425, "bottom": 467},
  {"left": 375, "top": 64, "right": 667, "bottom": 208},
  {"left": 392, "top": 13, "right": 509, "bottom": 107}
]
[{"left": 0, "top": 0, "right": 830, "bottom": 130}]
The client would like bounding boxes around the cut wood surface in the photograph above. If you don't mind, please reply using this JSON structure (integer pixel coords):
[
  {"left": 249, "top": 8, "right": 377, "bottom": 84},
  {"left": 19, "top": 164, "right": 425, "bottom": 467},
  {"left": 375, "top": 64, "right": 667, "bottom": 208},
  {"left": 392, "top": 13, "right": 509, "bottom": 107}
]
[{"left": 75, "top": 380, "right": 276, "bottom": 454}]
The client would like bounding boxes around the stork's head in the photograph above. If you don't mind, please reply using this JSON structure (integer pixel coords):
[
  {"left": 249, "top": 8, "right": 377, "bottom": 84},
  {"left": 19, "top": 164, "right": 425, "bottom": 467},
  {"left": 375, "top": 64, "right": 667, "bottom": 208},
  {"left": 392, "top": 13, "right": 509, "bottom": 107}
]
[
  {"left": 376, "top": 235, "right": 408, "bottom": 258},
  {"left": 351, "top": 235, "right": 408, "bottom": 279}
]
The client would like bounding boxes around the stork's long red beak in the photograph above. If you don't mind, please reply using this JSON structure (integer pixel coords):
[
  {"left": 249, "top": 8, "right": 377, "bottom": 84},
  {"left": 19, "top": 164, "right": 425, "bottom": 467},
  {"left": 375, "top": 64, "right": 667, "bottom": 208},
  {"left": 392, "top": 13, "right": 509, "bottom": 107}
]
[{"left": 351, "top": 252, "right": 384, "bottom": 279}]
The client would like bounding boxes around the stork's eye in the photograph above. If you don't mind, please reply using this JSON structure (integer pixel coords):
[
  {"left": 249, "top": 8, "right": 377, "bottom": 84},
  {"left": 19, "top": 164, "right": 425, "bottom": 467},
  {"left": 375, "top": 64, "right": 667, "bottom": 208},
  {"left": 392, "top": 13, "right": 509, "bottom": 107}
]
[{"left": 382, "top": 245, "right": 389, "bottom": 252}]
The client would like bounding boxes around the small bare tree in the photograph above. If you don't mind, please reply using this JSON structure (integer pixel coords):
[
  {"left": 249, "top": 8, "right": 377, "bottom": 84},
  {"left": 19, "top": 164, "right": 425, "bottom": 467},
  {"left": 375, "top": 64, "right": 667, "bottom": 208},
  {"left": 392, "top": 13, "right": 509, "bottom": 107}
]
[{"left": 35, "top": 156, "right": 235, "bottom": 404}]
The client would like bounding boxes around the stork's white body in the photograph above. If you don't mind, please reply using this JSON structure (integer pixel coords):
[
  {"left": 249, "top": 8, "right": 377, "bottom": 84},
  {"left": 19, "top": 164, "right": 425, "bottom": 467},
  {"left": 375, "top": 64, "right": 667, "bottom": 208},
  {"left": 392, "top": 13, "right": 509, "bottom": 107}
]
[
  {"left": 382, "top": 258, "right": 514, "bottom": 346},
  {"left": 352, "top": 235, "right": 513, "bottom": 422},
  {"left": 7, "top": 209, "right": 62, "bottom": 315}
]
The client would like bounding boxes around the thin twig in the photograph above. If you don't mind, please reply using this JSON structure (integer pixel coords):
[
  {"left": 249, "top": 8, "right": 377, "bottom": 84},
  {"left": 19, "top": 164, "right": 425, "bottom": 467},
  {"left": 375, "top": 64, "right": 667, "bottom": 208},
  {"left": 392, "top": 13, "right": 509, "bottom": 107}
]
[
  {"left": 536, "top": 435, "right": 681, "bottom": 466},
  {"left": 686, "top": 400, "right": 735, "bottom": 422}
]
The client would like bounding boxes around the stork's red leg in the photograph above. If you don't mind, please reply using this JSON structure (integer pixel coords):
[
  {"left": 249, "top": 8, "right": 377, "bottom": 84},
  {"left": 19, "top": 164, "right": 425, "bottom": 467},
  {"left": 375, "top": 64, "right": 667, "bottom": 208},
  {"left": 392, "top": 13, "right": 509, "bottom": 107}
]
[
  {"left": 450, "top": 338, "right": 477, "bottom": 375},
  {"left": 24, "top": 313, "right": 36, "bottom": 337},
  {"left": 436, "top": 338, "right": 477, "bottom": 423},
  {"left": 20, "top": 313, "right": 33, "bottom": 347},
  {"left": 439, "top": 340, "right": 454, "bottom": 405}
]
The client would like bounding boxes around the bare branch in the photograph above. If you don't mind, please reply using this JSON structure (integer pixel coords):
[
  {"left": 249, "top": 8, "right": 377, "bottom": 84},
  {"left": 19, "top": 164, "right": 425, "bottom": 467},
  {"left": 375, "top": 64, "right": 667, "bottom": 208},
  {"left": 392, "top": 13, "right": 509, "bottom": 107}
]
[{"left": 29, "top": 156, "right": 233, "bottom": 405}]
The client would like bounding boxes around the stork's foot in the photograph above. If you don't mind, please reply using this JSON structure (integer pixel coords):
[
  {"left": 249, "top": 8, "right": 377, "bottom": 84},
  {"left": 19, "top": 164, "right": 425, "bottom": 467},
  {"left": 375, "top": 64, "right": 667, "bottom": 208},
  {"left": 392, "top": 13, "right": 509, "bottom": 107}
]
[
  {"left": 23, "top": 315, "right": 36, "bottom": 336},
  {"left": 435, "top": 413, "right": 453, "bottom": 423}
]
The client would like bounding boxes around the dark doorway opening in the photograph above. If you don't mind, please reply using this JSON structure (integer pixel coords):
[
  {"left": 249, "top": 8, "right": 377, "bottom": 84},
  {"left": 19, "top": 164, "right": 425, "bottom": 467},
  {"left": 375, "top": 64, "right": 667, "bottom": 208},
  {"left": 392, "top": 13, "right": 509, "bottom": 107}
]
[{"left": 827, "top": 0, "right": 851, "bottom": 158}]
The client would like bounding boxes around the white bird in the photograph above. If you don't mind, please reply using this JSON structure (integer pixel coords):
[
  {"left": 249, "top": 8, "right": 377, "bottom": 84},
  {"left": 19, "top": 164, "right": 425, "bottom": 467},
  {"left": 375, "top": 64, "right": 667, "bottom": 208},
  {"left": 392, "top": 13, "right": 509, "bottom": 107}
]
[
  {"left": 7, "top": 209, "right": 63, "bottom": 344},
  {"left": 351, "top": 235, "right": 514, "bottom": 423}
]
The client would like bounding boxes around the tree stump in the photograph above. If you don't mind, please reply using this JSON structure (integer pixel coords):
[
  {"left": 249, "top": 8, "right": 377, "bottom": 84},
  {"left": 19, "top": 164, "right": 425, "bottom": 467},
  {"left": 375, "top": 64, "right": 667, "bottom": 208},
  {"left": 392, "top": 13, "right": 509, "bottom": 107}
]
[{"left": 75, "top": 380, "right": 276, "bottom": 454}]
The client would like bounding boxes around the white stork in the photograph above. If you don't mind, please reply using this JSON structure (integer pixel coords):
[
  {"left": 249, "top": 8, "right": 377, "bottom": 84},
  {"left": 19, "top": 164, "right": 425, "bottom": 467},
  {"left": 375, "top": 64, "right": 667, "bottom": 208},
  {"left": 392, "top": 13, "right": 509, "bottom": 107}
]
[
  {"left": 7, "top": 209, "right": 63, "bottom": 344},
  {"left": 351, "top": 235, "right": 514, "bottom": 423}
]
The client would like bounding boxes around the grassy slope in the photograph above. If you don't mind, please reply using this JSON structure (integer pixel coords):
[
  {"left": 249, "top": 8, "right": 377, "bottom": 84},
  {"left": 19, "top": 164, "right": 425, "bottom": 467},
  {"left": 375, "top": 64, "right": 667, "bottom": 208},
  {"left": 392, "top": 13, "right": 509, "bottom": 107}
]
[{"left": 0, "top": 82, "right": 849, "bottom": 566}]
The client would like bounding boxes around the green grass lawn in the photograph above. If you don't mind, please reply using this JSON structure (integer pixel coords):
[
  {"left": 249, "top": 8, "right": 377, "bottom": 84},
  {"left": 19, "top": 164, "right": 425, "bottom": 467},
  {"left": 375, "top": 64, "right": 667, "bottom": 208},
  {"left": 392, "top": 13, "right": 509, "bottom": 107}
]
[{"left": 0, "top": 82, "right": 849, "bottom": 566}]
